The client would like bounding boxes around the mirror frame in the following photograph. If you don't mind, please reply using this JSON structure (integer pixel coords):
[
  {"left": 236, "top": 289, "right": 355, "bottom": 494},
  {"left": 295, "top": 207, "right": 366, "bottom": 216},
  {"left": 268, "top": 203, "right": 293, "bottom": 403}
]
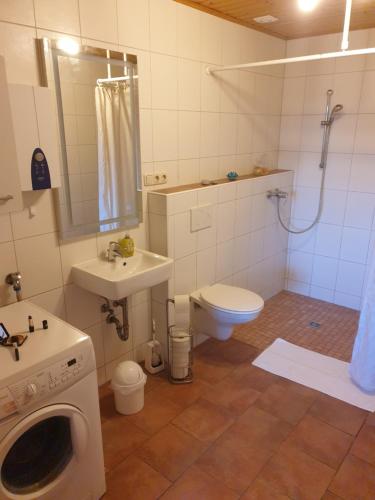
[{"left": 37, "top": 38, "right": 143, "bottom": 240}]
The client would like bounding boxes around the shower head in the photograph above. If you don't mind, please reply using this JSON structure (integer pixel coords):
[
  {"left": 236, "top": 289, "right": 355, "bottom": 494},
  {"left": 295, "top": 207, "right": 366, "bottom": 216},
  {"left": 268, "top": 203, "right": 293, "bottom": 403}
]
[{"left": 329, "top": 103, "right": 343, "bottom": 122}]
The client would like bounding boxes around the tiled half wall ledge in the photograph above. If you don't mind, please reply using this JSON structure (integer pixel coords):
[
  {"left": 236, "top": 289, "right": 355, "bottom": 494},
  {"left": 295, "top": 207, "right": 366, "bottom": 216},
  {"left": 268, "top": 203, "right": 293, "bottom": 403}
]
[{"left": 148, "top": 169, "right": 294, "bottom": 353}]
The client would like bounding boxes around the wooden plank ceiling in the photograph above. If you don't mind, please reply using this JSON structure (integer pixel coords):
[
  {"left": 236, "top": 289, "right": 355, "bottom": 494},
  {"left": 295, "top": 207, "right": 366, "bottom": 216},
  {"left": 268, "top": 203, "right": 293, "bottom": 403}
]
[{"left": 176, "top": 0, "right": 375, "bottom": 39}]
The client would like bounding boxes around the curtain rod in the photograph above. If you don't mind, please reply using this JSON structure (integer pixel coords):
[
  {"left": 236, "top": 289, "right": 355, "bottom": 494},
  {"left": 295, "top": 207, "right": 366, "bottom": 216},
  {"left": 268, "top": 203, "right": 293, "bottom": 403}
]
[{"left": 206, "top": 47, "right": 375, "bottom": 74}]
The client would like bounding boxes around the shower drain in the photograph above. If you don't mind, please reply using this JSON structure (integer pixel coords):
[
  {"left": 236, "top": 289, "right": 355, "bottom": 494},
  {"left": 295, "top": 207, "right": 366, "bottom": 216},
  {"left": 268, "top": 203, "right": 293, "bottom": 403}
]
[{"left": 309, "top": 321, "right": 321, "bottom": 328}]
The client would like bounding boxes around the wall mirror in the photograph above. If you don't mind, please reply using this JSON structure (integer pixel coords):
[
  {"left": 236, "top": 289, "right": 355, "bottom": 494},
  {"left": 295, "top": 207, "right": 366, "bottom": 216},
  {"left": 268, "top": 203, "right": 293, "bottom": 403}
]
[{"left": 38, "top": 38, "right": 142, "bottom": 240}]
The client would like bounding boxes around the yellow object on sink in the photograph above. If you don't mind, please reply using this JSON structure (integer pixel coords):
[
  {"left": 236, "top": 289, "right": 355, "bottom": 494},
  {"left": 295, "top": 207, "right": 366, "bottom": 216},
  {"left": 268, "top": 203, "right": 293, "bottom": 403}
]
[{"left": 119, "top": 234, "right": 135, "bottom": 257}]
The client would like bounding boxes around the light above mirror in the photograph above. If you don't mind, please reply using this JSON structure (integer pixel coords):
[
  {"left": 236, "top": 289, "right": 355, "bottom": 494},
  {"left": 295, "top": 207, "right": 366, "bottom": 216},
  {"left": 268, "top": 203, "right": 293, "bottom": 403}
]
[
  {"left": 56, "top": 37, "right": 80, "bottom": 55},
  {"left": 298, "top": 0, "right": 319, "bottom": 12}
]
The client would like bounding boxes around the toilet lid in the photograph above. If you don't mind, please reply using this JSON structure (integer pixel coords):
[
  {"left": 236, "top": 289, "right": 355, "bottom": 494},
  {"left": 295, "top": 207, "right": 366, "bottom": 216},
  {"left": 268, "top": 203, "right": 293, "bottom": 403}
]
[{"left": 200, "top": 284, "right": 264, "bottom": 314}]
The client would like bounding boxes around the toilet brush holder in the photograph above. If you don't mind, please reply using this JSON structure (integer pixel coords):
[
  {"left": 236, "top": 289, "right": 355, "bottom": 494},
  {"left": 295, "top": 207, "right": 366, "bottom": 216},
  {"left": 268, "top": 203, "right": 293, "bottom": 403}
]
[{"left": 166, "top": 298, "right": 194, "bottom": 384}]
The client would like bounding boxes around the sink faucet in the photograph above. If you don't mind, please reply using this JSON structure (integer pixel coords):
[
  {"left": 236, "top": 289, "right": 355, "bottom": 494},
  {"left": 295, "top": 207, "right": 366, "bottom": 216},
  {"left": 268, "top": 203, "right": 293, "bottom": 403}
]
[{"left": 107, "top": 241, "right": 123, "bottom": 262}]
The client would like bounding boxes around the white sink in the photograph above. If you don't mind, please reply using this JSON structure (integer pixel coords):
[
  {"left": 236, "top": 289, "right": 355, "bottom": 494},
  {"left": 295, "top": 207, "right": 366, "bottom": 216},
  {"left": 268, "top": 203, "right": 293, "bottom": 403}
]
[{"left": 72, "top": 249, "right": 173, "bottom": 300}]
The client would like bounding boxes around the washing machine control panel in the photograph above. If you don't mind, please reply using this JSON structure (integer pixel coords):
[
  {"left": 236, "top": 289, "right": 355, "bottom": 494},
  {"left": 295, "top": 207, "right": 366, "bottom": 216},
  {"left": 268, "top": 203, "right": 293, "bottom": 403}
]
[{"left": 8, "top": 351, "right": 87, "bottom": 409}]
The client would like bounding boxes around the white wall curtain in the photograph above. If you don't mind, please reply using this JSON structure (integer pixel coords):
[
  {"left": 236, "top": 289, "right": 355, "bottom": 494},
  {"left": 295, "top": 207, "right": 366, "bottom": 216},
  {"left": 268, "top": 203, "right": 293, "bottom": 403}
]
[
  {"left": 350, "top": 247, "right": 375, "bottom": 392},
  {"left": 95, "top": 84, "right": 137, "bottom": 222}
]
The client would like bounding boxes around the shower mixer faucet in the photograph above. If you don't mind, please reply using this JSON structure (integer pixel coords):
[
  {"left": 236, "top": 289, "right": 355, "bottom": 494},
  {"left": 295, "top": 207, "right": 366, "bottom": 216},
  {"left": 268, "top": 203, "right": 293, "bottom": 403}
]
[{"left": 267, "top": 189, "right": 288, "bottom": 199}]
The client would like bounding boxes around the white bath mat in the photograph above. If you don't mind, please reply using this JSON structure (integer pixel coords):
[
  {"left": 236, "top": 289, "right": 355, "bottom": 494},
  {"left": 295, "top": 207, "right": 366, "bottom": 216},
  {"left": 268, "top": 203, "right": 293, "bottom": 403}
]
[{"left": 252, "top": 338, "right": 375, "bottom": 412}]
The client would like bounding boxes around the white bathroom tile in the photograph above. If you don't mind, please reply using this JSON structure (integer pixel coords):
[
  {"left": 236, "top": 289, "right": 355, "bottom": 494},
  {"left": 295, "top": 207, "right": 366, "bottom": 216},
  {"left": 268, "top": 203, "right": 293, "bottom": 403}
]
[
  {"left": 216, "top": 239, "right": 234, "bottom": 281},
  {"left": 325, "top": 153, "right": 351, "bottom": 191},
  {"left": 178, "top": 111, "right": 200, "bottom": 159},
  {"left": 285, "top": 38, "right": 309, "bottom": 78},
  {"left": 173, "top": 212, "right": 197, "bottom": 259},
  {"left": 0, "top": 23, "right": 38, "bottom": 85},
  {"left": 320, "top": 189, "right": 347, "bottom": 225},
  {"left": 296, "top": 152, "right": 322, "bottom": 188},
  {"left": 0, "top": 242, "right": 18, "bottom": 306},
  {"left": 219, "top": 114, "right": 237, "bottom": 156},
  {"left": 29, "top": 287, "right": 66, "bottom": 321},
  {"left": 178, "top": 159, "right": 200, "bottom": 185},
  {"left": 311, "top": 255, "right": 338, "bottom": 290},
  {"left": 117, "top": 0, "right": 149, "bottom": 50},
  {"left": 335, "top": 29, "right": 368, "bottom": 73},
  {"left": 201, "top": 64, "right": 221, "bottom": 112},
  {"left": 303, "top": 75, "right": 334, "bottom": 115},
  {"left": 151, "top": 53, "right": 178, "bottom": 110},
  {"left": 217, "top": 182, "right": 237, "bottom": 203},
  {"left": 249, "top": 229, "right": 264, "bottom": 265},
  {"left": 0, "top": 214, "right": 12, "bottom": 243},
  {"left": 251, "top": 193, "right": 267, "bottom": 231},
  {"left": 178, "top": 59, "right": 201, "bottom": 111},
  {"left": 217, "top": 200, "right": 235, "bottom": 243},
  {"left": 0, "top": 0, "right": 34, "bottom": 25},
  {"left": 286, "top": 279, "right": 310, "bottom": 296},
  {"left": 200, "top": 12, "right": 222, "bottom": 65},
  {"left": 310, "top": 285, "right": 334, "bottom": 303},
  {"left": 300, "top": 115, "right": 325, "bottom": 153},
  {"left": 329, "top": 115, "right": 357, "bottom": 154},
  {"left": 167, "top": 191, "right": 198, "bottom": 215},
  {"left": 10, "top": 191, "right": 56, "bottom": 240},
  {"left": 334, "top": 291, "right": 361, "bottom": 310},
  {"left": 132, "top": 300, "right": 151, "bottom": 347},
  {"left": 177, "top": 3, "right": 200, "bottom": 60},
  {"left": 139, "top": 109, "right": 153, "bottom": 163},
  {"left": 287, "top": 250, "right": 313, "bottom": 284},
  {"left": 349, "top": 154, "right": 375, "bottom": 193},
  {"left": 355, "top": 115, "right": 375, "bottom": 154},
  {"left": 220, "top": 70, "right": 240, "bottom": 114},
  {"left": 282, "top": 77, "right": 305, "bottom": 115},
  {"left": 199, "top": 157, "right": 219, "bottom": 181},
  {"left": 292, "top": 187, "right": 320, "bottom": 222},
  {"left": 200, "top": 112, "right": 220, "bottom": 158},
  {"left": 196, "top": 247, "right": 216, "bottom": 289},
  {"left": 60, "top": 236, "right": 97, "bottom": 284},
  {"left": 279, "top": 116, "right": 302, "bottom": 151},
  {"left": 197, "top": 186, "right": 218, "bottom": 206},
  {"left": 235, "top": 196, "right": 252, "bottom": 236},
  {"left": 84, "top": 322, "right": 106, "bottom": 368},
  {"left": 307, "top": 33, "right": 338, "bottom": 76},
  {"left": 315, "top": 223, "right": 342, "bottom": 259},
  {"left": 152, "top": 110, "right": 178, "bottom": 162},
  {"left": 233, "top": 234, "right": 251, "bottom": 273},
  {"left": 336, "top": 260, "right": 366, "bottom": 297},
  {"left": 174, "top": 254, "right": 196, "bottom": 295},
  {"left": 64, "top": 283, "right": 102, "bottom": 330},
  {"left": 79, "top": 0, "right": 117, "bottom": 43},
  {"left": 236, "top": 114, "right": 253, "bottom": 155},
  {"left": 149, "top": 0, "right": 177, "bottom": 56},
  {"left": 345, "top": 192, "right": 375, "bottom": 229},
  {"left": 34, "top": 0, "right": 80, "bottom": 35},
  {"left": 340, "top": 227, "right": 370, "bottom": 264},
  {"left": 333, "top": 72, "right": 363, "bottom": 114}
]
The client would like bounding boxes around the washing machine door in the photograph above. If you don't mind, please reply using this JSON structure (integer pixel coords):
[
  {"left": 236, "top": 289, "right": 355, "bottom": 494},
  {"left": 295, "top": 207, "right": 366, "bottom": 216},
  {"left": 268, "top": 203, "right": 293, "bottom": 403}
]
[{"left": 0, "top": 404, "right": 89, "bottom": 500}]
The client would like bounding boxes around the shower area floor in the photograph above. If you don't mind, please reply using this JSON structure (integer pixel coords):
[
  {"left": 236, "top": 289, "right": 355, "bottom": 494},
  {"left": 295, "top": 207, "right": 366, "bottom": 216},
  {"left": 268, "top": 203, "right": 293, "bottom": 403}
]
[{"left": 233, "top": 291, "right": 359, "bottom": 362}]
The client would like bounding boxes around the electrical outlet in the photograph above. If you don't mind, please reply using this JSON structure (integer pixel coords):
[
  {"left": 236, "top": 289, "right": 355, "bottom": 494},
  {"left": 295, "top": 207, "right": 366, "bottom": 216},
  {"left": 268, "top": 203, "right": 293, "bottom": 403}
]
[{"left": 143, "top": 173, "right": 167, "bottom": 186}]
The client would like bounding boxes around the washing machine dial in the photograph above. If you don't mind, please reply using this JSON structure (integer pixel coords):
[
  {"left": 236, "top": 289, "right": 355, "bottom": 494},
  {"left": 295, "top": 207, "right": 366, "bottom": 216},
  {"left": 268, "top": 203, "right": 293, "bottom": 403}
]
[{"left": 25, "top": 383, "right": 38, "bottom": 398}]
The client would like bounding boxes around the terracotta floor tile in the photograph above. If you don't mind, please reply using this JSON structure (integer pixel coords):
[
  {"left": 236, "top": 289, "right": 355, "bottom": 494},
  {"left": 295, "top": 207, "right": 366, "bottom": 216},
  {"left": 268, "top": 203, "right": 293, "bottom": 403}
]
[
  {"left": 255, "top": 380, "right": 317, "bottom": 425},
  {"left": 193, "top": 357, "right": 235, "bottom": 385},
  {"left": 329, "top": 454, "right": 375, "bottom": 500},
  {"left": 135, "top": 424, "right": 207, "bottom": 481},
  {"left": 309, "top": 394, "right": 368, "bottom": 436},
  {"left": 172, "top": 398, "right": 234, "bottom": 443},
  {"left": 160, "top": 465, "right": 239, "bottom": 500},
  {"left": 144, "top": 370, "right": 169, "bottom": 393},
  {"left": 196, "top": 434, "right": 272, "bottom": 494},
  {"left": 283, "top": 414, "right": 353, "bottom": 469},
  {"left": 241, "top": 477, "right": 290, "bottom": 500},
  {"left": 259, "top": 444, "right": 336, "bottom": 500},
  {"left": 153, "top": 378, "right": 210, "bottom": 409},
  {"left": 127, "top": 390, "right": 183, "bottom": 435},
  {"left": 321, "top": 492, "right": 343, "bottom": 500},
  {"left": 105, "top": 455, "right": 170, "bottom": 500},
  {"left": 101, "top": 418, "right": 148, "bottom": 471},
  {"left": 202, "top": 338, "right": 259, "bottom": 365},
  {"left": 231, "top": 405, "right": 292, "bottom": 452},
  {"left": 351, "top": 420, "right": 375, "bottom": 466},
  {"left": 230, "top": 363, "right": 280, "bottom": 393},
  {"left": 203, "top": 375, "right": 260, "bottom": 416}
]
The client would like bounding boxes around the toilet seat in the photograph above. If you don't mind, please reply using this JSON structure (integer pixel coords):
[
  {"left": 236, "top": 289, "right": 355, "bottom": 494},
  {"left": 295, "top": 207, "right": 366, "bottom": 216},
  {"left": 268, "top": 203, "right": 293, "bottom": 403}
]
[{"left": 199, "top": 284, "right": 264, "bottom": 315}]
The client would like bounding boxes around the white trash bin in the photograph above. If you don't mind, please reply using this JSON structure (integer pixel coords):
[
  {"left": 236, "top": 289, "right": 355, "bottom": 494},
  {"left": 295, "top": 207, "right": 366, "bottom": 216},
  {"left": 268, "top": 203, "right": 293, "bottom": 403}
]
[{"left": 111, "top": 361, "right": 147, "bottom": 415}]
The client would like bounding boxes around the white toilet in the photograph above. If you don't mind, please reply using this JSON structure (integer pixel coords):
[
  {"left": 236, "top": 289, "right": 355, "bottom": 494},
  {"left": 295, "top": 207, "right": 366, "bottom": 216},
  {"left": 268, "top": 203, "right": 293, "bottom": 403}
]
[{"left": 190, "top": 284, "right": 264, "bottom": 341}]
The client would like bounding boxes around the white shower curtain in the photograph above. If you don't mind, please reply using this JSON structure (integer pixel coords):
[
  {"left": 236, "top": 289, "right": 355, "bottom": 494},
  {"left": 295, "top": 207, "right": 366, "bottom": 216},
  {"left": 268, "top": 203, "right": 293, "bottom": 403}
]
[
  {"left": 350, "top": 247, "right": 375, "bottom": 392},
  {"left": 95, "top": 84, "right": 137, "bottom": 222}
]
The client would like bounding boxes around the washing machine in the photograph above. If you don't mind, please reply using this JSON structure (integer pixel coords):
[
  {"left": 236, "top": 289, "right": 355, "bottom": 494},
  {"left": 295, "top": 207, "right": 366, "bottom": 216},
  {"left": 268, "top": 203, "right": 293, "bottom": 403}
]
[{"left": 0, "top": 301, "right": 106, "bottom": 500}]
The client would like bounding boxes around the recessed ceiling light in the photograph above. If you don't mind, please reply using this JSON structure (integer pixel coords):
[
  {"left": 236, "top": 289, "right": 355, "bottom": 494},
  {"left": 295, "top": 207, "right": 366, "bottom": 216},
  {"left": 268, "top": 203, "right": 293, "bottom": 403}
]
[
  {"left": 253, "top": 15, "right": 279, "bottom": 24},
  {"left": 298, "top": 0, "right": 320, "bottom": 12}
]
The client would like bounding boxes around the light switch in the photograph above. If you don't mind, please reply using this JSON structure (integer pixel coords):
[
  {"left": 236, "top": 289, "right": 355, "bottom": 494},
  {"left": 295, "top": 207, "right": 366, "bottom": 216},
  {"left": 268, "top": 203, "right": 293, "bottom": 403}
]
[{"left": 190, "top": 204, "right": 213, "bottom": 232}]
